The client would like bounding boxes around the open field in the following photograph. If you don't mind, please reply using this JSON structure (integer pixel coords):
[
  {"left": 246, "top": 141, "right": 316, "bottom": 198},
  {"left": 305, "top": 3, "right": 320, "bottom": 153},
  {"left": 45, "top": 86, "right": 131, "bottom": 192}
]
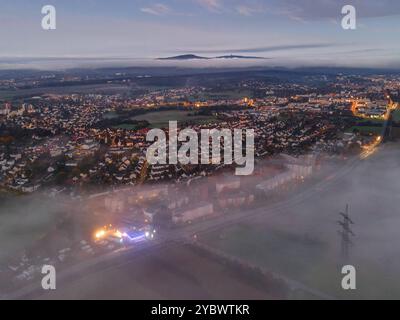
[
  {"left": 132, "top": 110, "right": 217, "bottom": 128},
  {"left": 393, "top": 110, "right": 400, "bottom": 122},
  {"left": 355, "top": 118, "right": 384, "bottom": 124},
  {"left": 37, "top": 243, "right": 287, "bottom": 300},
  {"left": 200, "top": 143, "right": 400, "bottom": 299},
  {"left": 346, "top": 126, "right": 383, "bottom": 135},
  {"left": 196, "top": 89, "right": 253, "bottom": 100},
  {"left": 0, "top": 84, "right": 131, "bottom": 101},
  {"left": 113, "top": 124, "right": 142, "bottom": 130},
  {"left": 0, "top": 195, "right": 62, "bottom": 265}
]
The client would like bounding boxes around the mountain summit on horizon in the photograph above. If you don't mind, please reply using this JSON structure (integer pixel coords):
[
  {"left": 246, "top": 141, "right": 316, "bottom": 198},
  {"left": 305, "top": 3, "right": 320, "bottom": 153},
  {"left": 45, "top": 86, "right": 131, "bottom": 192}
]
[{"left": 157, "top": 54, "right": 267, "bottom": 61}]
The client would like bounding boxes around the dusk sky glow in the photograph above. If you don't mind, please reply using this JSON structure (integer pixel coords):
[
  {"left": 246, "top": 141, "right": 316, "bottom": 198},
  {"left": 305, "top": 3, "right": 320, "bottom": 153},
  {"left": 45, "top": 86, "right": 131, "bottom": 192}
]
[{"left": 1, "top": 0, "right": 399, "bottom": 68}]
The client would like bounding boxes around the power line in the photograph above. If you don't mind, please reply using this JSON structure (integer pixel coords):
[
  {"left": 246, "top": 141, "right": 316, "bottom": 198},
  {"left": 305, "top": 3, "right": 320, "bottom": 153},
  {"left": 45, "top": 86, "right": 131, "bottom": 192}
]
[{"left": 337, "top": 204, "right": 354, "bottom": 261}]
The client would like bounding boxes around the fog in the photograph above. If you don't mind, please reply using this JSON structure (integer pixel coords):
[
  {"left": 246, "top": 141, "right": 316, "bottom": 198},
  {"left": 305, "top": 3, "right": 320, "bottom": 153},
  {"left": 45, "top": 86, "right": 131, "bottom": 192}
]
[
  {"left": 1, "top": 142, "right": 400, "bottom": 299},
  {"left": 0, "top": 195, "right": 61, "bottom": 264},
  {"left": 202, "top": 143, "right": 400, "bottom": 299},
  {"left": 2, "top": 56, "right": 400, "bottom": 71}
]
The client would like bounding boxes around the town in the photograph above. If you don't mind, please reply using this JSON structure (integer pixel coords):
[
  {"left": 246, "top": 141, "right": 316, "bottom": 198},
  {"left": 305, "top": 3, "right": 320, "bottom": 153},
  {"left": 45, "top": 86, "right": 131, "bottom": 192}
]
[{"left": 1, "top": 67, "right": 400, "bottom": 299}]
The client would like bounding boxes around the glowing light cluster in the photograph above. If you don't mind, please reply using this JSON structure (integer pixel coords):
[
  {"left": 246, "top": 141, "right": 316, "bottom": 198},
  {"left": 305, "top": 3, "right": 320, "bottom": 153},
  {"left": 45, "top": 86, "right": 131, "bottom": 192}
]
[{"left": 94, "top": 225, "right": 156, "bottom": 243}]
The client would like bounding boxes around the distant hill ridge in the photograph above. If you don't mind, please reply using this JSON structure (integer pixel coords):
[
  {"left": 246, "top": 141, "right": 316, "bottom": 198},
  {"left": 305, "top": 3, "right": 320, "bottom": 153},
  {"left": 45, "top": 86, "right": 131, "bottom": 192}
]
[{"left": 157, "top": 54, "right": 267, "bottom": 61}]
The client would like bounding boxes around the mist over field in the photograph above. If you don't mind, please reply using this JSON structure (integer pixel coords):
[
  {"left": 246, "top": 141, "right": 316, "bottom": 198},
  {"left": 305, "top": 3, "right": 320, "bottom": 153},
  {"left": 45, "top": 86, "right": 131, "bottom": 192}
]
[
  {"left": 202, "top": 143, "right": 400, "bottom": 299},
  {"left": 2, "top": 56, "right": 400, "bottom": 71},
  {"left": 0, "top": 196, "right": 60, "bottom": 264},
  {"left": 1, "top": 143, "right": 400, "bottom": 299}
]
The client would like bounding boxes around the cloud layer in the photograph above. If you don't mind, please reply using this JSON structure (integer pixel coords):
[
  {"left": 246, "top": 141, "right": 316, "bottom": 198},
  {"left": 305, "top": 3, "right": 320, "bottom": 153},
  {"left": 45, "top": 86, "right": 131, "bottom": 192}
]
[
  {"left": 192, "top": 0, "right": 400, "bottom": 18},
  {"left": 141, "top": 3, "right": 171, "bottom": 16},
  {"left": 0, "top": 0, "right": 399, "bottom": 68}
]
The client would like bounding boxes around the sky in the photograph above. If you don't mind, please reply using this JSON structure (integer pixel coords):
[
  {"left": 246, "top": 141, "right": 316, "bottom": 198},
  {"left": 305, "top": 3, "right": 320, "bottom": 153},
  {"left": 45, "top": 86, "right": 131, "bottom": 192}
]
[{"left": 0, "top": 0, "right": 400, "bottom": 69}]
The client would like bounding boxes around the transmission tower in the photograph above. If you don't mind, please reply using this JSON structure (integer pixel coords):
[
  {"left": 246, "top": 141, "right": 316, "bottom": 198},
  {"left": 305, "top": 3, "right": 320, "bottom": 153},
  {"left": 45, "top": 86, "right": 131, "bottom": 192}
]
[{"left": 337, "top": 204, "right": 355, "bottom": 261}]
